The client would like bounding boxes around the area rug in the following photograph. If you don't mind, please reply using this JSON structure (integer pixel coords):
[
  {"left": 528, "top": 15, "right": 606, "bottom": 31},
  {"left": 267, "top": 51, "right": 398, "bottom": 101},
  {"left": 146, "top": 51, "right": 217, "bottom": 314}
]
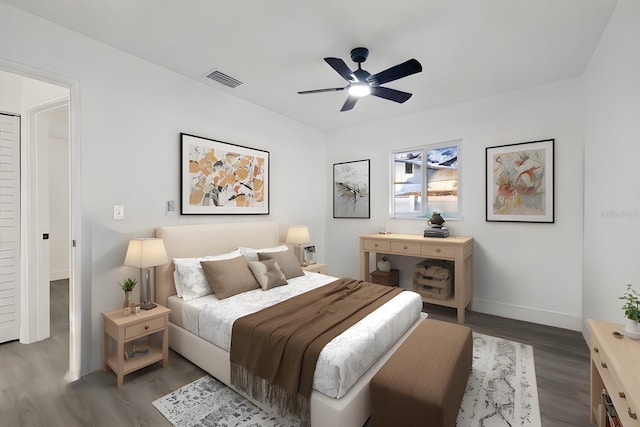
[{"left": 153, "top": 333, "right": 541, "bottom": 427}]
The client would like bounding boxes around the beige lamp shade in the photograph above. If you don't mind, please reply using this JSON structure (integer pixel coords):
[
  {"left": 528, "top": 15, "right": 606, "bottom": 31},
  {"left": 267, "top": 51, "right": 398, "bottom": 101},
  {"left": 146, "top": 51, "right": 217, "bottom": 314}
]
[
  {"left": 124, "top": 238, "right": 168, "bottom": 268},
  {"left": 286, "top": 225, "right": 310, "bottom": 244}
]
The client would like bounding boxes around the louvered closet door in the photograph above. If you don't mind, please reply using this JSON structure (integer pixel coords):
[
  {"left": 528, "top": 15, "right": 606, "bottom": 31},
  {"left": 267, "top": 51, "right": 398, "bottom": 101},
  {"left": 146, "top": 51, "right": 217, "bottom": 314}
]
[{"left": 0, "top": 113, "right": 20, "bottom": 343}]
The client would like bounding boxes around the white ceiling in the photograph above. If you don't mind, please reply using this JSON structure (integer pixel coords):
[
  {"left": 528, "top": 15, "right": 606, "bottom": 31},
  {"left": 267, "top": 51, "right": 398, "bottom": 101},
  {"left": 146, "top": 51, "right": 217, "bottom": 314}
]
[{"left": 4, "top": 0, "right": 617, "bottom": 132}]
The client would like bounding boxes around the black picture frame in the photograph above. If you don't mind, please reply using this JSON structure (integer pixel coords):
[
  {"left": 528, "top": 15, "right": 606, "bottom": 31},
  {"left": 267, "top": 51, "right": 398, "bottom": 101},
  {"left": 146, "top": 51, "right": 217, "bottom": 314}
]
[
  {"left": 486, "top": 139, "right": 554, "bottom": 223},
  {"left": 180, "top": 133, "right": 270, "bottom": 215},
  {"left": 333, "top": 159, "right": 370, "bottom": 219}
]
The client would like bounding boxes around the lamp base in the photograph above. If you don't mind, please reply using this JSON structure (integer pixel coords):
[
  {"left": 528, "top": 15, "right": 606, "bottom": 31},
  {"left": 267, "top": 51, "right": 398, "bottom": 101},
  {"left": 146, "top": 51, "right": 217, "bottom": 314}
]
[{"left": 140, "top": 301, "right": 157, "bottom": 310}]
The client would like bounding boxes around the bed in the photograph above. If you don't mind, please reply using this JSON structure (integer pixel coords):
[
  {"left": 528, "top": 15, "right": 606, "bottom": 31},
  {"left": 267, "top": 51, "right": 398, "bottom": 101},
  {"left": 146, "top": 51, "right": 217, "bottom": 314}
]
[{"left": 155, "top": 222, "right": 426, "bottom": 427}]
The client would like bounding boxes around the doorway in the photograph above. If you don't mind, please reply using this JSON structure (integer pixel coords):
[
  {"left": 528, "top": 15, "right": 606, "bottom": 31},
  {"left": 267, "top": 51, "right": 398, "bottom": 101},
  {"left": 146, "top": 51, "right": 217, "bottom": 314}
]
[{"left": 0, "top": 67, "right": 80, "bottom": 381}]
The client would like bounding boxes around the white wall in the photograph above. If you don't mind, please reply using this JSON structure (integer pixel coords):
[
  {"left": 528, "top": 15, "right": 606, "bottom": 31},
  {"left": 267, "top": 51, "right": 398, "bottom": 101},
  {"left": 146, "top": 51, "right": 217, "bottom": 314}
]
[
  {"left": 326, "top": 77, "right": 585, "bottom": 331},
  {"left": 1, "top": 4, "right": 327, "bottom": 374},
  {"left": 583, "top": 0, "right": 640, "bottom": 328},
  {"left": 0, "top": 72, "right": 22, "bottom": 113}
]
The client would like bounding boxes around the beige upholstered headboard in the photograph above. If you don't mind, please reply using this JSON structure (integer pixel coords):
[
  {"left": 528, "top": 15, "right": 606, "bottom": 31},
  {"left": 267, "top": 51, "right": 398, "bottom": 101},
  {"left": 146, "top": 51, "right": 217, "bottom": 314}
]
[{"left": 154, "top": 222, "right": 280, "bottom": 307}]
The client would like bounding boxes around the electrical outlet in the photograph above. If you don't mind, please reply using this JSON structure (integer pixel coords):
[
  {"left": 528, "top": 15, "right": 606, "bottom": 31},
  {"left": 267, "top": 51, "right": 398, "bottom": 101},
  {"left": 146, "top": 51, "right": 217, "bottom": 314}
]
[{"left": 114, "top": 205, "right": 124, "bottom": 220}]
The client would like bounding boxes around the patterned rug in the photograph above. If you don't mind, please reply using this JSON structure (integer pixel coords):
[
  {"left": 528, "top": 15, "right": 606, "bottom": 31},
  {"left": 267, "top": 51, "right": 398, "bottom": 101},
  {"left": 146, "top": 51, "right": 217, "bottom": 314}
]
[{"left": 153, "top": 333, "right": 541, "bottom": 427}]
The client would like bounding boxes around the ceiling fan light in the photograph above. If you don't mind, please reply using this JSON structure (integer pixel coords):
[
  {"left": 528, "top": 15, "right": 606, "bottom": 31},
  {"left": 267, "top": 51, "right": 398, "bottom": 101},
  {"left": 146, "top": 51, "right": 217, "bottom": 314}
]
[{"left": 348, "top": 84, "right": 371, "bottom": 98}]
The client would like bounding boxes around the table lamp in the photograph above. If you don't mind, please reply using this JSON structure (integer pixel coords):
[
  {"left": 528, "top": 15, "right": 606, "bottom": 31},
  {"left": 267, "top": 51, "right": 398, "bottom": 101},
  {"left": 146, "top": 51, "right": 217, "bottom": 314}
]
[
  {"left": 124, "top": 238, "right": 168, "bottom": 310},
  {"left": 286, "top": 225, "right": 311, "bottom": 266}
]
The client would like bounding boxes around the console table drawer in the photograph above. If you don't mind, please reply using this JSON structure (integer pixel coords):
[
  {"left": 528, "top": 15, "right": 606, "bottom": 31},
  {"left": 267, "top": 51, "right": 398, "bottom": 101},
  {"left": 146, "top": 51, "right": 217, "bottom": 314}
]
[
  {"left": 422, "top": 244, "right": 456, "bottom": 258},
  {"left": 390, "top": 241, "right": 421, "bottom": 256},
  {"left": 125, "top": 316, "right": 164, "bottom": 340},
  {"left": 363, "top": 239, "right": 391, "bottom": 252}
]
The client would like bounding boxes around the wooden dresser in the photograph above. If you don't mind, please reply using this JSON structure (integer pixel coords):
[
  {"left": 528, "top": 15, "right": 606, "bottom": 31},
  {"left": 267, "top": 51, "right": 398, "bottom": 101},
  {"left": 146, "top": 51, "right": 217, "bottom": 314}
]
[
  {"left": 360, "top": 233, "right": 473, "bottom": 323},
  {"left": 588, "top": 319, "right": 640, "bottom": 426}
]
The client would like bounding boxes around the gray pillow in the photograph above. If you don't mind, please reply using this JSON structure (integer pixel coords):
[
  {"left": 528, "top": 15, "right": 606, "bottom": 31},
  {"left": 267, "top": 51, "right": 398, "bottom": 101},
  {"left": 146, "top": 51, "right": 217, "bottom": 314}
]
[
  {"left": 248, "top": 259, "right": 288, "bottom": 290},
  {"left": 200, "top": 255, "right": 260, "bottom": 299},
  {"left": 258, "top": 249, "right": 304, "bottom": 279}
]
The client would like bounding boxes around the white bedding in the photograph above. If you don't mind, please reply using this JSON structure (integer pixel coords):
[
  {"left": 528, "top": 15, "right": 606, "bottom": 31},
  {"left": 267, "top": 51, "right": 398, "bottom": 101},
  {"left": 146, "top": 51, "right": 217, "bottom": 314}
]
[{"left": 180, "top": 271, "right": 422, "bottom": 399}]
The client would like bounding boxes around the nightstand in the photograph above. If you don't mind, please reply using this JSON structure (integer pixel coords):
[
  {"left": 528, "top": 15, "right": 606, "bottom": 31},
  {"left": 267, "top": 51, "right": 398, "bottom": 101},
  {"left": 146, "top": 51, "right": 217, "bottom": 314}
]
[
  {"left": 102, "top": 304, "right": 170, "bottom": 387},
  {"left": 302, "top": 263, "right": 328, "bottom": 274}
]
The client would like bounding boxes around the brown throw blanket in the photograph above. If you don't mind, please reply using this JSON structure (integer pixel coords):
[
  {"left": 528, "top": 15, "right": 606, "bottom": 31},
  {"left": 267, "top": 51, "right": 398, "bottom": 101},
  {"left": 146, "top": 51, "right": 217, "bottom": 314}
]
[{"left": 230, "top": 278, "right": 403, "bottom": 419}]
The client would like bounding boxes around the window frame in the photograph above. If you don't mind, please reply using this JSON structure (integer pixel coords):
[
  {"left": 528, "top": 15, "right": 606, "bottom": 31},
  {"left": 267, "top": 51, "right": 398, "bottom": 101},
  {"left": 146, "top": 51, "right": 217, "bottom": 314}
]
[{"left": 390, "top": 139, "right": 462, "bottom": 220}]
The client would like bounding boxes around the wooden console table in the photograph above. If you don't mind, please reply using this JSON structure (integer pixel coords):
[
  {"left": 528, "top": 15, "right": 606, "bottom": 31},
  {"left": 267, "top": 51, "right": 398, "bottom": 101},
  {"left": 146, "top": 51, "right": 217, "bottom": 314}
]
[
  {"left": 588, "top": 319, "right": 640, "bottom": 427},
  {"left": 360, "top": 233, "right": 473, "bottom": 323}
]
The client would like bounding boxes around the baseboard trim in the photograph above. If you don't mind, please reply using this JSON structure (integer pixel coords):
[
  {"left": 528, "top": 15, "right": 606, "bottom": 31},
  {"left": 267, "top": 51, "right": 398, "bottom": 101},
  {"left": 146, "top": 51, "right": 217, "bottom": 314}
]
[{"left": 471, "top": 298, "right": 582, "bottom": 331}]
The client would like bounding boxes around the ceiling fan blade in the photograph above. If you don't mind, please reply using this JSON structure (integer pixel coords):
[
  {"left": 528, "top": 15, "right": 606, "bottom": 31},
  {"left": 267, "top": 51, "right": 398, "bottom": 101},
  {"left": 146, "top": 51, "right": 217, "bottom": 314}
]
[
  {"left": 367, "top": 58, "right": 422, "bottom": 86},
  {"left": 325, "top": 57, "right": 356, "bottom": 82},
  {"left": 340, "top": 96, "right": 359, "bottom": 112},
  {"left": 370, "top": 86, "right": 413, "bottom": 103},
  {"left": 298, "top": 87, "right": 346, "bottom": 95}
]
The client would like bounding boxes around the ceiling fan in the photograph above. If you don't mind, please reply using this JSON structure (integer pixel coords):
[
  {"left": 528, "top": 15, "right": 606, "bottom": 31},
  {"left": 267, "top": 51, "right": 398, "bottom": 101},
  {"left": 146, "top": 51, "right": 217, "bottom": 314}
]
[{"left": 298, "top": 47, "right": 423, "bottom": 112}]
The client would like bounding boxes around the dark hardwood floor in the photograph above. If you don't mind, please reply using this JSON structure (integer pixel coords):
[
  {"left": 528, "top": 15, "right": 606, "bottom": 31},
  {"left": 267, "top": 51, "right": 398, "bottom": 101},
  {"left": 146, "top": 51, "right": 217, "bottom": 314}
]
[{"left": 0, "top": 281, "right": 591, "bottom": 426}]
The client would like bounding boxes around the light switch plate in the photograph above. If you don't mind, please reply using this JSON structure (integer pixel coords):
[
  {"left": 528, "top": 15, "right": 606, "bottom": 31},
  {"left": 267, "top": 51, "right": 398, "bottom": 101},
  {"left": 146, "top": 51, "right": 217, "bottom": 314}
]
[
  {"left": 166, "top": 200, "right": 176, "bottom": 215},
  {"left": 113, "top": 205, "right": 124, "bottom": 220}
]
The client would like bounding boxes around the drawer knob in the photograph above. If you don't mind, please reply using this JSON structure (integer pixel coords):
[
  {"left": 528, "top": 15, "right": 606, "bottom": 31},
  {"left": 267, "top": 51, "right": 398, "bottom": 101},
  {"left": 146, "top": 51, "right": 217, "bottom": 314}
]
[
  {"left": 594, "top": 347, "right": 599, "bottom": 353},
  {"left": 436, "top": 248, "right": 441, "bottom": 253},
  {"left": 403, "top": 245, "right": 408, "bottom": 250},
  {"left": 619, "top": 392, "right": 626, "bottom": 399},
  {"left": 374, "top": 243, "right": 379, "bottom": 247},
  {"left": 144, "top": 325, "right": 149, "bottom": 330},
  {"left": 601, "top": 362, "right": 607, "bottom": 369},
  {"left": 629, "top": 408, "right": 637, "bottom": 420}
]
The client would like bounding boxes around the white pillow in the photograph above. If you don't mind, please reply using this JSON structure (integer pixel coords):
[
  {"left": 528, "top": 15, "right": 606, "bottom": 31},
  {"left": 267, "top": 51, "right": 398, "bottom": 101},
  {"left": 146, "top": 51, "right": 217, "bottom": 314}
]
[
  {"left": 237, "top": 245, "right": 289, "bottom": 262},
  {"left": 173, "top": 269, "right": 184, "bottom": 298},
  {"left": 173, "top": 249, "right": 241, "bottom": 301}
]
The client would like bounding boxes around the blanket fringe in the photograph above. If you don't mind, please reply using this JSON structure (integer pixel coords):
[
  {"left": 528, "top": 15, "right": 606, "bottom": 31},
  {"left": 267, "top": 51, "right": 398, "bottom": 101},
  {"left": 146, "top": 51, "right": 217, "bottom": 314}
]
[{"left": 231, "top": 362, "right": 311, "bottom": 421}]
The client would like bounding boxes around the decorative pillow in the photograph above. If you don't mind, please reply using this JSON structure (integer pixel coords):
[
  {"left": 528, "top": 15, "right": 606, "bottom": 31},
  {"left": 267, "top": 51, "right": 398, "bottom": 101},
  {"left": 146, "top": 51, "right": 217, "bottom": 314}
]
[
  {"left": 173, "top": 249, "right": 241, "bottom": 301},
  {"left": 248, "top": 259, "right": 288, "bottom": 290},
  {"left": 238, "top": 245, "right": 289, "bottom": 262},
  {"left": 258, "top": 249, "right": 304, "bottom": 280},
  {"left": 200, "top": 255, "right": 260, "bottom": 300}
]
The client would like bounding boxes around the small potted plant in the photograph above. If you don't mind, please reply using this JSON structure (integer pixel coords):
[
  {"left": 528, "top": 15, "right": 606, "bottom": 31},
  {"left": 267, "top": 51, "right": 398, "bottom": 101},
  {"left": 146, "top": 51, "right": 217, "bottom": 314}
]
[
  {"left": 120, "top": 277, "right": 138, "bottom": 313},
  {"left": 619, "top": 283, "right": 640, "bottom": 339}
]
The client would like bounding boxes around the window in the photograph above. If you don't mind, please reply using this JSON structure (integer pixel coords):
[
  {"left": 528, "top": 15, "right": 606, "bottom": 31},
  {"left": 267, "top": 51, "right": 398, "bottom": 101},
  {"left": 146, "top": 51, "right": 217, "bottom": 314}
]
[{"left": 391, "top": 140, "right": 461, "bottom": 220}]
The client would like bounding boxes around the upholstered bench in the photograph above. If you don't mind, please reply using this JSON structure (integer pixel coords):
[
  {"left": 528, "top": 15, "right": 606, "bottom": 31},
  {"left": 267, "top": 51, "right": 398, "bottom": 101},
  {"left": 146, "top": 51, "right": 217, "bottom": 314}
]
[{"left": 370, "top": 318, "right": 473, "bottom": 427}]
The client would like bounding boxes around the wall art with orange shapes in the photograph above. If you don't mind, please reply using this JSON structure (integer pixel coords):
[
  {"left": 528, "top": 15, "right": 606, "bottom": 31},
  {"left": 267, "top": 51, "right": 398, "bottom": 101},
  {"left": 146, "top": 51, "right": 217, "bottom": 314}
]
[
  {"left": 181, "top": 133, "right": 269, "bottom": 215},
  {"left": 486, "top": 139, "right": 554, "bottom": 223}
]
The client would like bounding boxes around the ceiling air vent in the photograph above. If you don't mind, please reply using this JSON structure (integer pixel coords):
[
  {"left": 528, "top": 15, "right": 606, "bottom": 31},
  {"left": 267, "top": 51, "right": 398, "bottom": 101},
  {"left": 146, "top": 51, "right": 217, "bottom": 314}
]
[{"left": 205, "top": 69, "right": 243, "bottom": 88}]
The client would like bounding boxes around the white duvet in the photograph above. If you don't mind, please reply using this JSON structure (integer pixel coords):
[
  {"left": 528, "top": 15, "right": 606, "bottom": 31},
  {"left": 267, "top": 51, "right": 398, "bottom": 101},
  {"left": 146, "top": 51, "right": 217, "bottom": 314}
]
[{"left": 181, "top": 272, "right": 422, "bottom": 398}]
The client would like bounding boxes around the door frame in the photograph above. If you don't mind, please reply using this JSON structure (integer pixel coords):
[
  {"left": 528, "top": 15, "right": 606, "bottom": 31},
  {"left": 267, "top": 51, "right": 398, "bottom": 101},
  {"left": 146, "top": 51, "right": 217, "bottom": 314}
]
[{"left": 1, "top": 59, "right": 83, "bottom": 382}]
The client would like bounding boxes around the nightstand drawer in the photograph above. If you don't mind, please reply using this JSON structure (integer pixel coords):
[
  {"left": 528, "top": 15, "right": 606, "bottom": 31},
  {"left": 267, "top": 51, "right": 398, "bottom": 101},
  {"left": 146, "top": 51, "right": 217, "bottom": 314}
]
[
  {"left": 303, "top": 263, "right": 328, "bottom": 274},
  {"left": 125, "top": 316, "right": 164, "bottom": 340},
  {"left": 363, "top": 239, "right": 391, "bottom": 252}
]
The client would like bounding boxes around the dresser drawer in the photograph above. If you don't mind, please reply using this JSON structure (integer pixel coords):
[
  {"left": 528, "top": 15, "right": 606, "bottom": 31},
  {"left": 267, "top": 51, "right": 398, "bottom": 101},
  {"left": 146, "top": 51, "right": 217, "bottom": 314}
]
[
  {"left": 592, "top": 334, "right": 614, "bottom": 383},
  {"left": 390, "top": 241, "right": 421, "bottom": 256},
  {"left": 363, "top": 239, "right": 391, "bottom": 252},
  {"left": 421, "top": 244, "right": 456, "bottom": 258},
  {"left": 125, "top": 316, "right": 165, "bottom": 340}
]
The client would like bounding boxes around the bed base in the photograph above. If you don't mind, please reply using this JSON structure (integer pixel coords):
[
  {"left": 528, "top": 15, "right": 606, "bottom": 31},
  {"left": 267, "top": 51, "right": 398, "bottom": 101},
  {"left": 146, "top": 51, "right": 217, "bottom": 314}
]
[{"left": 168, "top": 314, "right": 427, "bottom": 427}]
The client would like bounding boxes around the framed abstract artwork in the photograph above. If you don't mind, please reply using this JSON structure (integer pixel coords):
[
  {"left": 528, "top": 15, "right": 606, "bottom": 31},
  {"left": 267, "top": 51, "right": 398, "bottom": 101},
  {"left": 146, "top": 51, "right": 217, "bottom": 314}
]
[
  {"left": 333, "top": 159, "right": 370, "bottom": 218},
  {"left": 486, "top": 139, "right": 554, "bottom": 223},
  {"left": 180, "top": 133, "right": 269, "bottom": 215}
]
